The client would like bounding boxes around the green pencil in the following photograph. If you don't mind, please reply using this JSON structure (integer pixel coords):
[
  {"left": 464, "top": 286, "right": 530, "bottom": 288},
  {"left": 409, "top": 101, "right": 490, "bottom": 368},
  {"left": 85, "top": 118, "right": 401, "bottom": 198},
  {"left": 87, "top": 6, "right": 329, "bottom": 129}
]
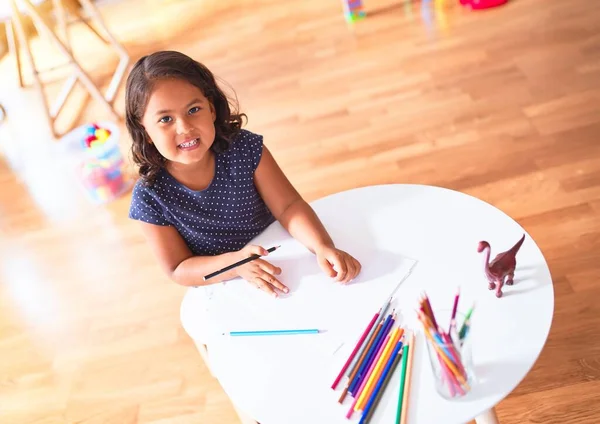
[
  {"left": 458, "top": 304, "right": 475, "bottom": 340},
  {"left": 395, "top": 343, "right": 410, "bottom": 424}
]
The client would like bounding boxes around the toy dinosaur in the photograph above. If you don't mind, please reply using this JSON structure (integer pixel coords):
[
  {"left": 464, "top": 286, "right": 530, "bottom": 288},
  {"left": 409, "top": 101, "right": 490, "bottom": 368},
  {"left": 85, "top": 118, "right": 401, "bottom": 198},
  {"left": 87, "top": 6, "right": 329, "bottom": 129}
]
[{"left": 477, "top": 234, "right": 525, "bottom": 298}]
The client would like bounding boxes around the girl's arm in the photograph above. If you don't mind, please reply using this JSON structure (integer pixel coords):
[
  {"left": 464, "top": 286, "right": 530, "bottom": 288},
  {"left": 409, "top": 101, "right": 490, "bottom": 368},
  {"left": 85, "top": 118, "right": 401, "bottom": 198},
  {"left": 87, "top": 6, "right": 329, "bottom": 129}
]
[
  {"left": 254, "top": 145, "right": 361, "bottom": 283},
  {"left": 138, "top": 222, "right": 288, "bottom": 295}
]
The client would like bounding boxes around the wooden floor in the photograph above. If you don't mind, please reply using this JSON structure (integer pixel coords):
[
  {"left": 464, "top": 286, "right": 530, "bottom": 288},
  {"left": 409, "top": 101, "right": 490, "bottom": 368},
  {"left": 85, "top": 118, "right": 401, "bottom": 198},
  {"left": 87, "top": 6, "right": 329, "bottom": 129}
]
[{"left": 1, "top": 0, "right": 599, "bottom": 422}]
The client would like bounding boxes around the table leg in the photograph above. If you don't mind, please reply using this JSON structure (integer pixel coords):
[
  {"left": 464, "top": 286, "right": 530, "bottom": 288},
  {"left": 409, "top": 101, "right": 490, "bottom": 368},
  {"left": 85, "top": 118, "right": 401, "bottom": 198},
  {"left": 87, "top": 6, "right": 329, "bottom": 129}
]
[
  {"left": 475, "top": 407, "right": 500, "bottom": 424},
  {"left": 192, "top": 339, "right": 216, "bottom": 378},
  {"left": 191, "top": 340, "right": 258, "bottom": 423},
  {"left": 232, "top": 403, "right": 259, "bottom": 424}
]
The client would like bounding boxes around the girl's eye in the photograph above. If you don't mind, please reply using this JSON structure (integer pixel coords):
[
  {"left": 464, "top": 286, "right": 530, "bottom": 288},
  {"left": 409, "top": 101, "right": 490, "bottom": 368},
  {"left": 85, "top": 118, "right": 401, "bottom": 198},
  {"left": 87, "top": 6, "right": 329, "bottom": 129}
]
[
  {"left": 189, "top": 106, "right": 201, "bottom": 114},
  {"left": 159, "top": 116, "right": 172, "bottom": 124}
]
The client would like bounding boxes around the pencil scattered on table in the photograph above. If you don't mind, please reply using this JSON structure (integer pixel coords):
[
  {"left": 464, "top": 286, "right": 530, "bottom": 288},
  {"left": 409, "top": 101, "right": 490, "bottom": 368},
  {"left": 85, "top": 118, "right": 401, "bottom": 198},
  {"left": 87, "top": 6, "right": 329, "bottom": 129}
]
[
  {"left": 417, "top": 289, "right": 474, "bottom": 396},
  {"left": 331, "top": 296, "right": 416, "bottom": 423},
  {"left": 224, "top": 328, "right": 320, "bottom": 337}
]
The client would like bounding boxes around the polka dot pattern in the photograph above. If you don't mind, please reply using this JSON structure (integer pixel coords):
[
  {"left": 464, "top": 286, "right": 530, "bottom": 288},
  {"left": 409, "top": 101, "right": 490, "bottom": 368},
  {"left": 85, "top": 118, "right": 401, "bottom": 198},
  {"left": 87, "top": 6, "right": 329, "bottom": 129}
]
[{"left": 128, "top": 129, "right": 276, "bottom": 256}]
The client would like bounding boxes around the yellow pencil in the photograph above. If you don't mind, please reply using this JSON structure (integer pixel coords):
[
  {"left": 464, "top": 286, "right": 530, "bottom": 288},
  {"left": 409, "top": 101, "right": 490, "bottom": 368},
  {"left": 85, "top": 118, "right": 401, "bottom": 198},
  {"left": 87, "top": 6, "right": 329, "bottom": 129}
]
[
  {"left": 400, "top": 331, "right": 415, "bottom": 424},
  {"left": 355, "top": 327, "right": 402, "bottom": 411},
  {"left": 423, "top": 327, "right": 469, "bottom": 388}
]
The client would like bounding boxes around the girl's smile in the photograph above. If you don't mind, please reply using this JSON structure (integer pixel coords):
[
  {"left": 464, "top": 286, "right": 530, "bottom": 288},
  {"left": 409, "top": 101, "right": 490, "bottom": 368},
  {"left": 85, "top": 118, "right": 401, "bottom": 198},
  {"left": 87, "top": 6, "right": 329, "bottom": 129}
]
[{"left": 177, "top": 137, "right": 201, "bottom": 151}]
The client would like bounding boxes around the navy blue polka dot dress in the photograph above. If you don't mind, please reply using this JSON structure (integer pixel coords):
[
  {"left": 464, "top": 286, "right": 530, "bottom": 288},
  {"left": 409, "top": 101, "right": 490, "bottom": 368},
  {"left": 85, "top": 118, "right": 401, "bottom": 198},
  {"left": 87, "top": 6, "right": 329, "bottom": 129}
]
[{"left": 128, "top": 129, "right": 276, "bottom": 256}]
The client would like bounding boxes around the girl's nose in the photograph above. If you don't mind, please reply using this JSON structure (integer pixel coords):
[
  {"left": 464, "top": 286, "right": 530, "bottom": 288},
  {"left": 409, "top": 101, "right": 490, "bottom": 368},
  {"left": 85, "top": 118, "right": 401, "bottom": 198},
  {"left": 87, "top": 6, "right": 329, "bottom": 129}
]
[{"left": 176, "top": 117, "right": 193, "bottom": 135}]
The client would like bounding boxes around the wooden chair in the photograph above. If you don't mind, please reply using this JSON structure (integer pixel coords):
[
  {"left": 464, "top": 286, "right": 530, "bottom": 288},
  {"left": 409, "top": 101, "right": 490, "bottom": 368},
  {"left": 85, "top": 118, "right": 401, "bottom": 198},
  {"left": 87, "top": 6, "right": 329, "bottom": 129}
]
[{"left": 2, "top": 0, "right": 130, "bottom": 138}]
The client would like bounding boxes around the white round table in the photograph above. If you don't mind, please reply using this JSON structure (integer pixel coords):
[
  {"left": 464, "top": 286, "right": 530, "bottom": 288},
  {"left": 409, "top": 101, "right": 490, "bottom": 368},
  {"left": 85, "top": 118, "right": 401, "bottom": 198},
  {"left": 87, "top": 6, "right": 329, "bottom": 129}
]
[{"left": 180, "top": 184, "right": 554, "bottom": 424}]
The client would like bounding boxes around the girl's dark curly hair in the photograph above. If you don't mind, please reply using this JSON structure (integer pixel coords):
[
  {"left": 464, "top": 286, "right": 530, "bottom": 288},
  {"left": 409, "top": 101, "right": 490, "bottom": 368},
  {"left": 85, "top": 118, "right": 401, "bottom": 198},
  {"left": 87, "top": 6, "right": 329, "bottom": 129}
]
[{"left": 125, "top": 50, "right": 246, "bottom": 185}]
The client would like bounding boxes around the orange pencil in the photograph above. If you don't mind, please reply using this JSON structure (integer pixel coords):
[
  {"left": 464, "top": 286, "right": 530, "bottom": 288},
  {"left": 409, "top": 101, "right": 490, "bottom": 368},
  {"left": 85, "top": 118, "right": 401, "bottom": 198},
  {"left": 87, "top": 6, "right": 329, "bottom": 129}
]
[
  {"left": 356, "top": 327, "right": 403, "bottom": 411},
  {"left": 338, "top": 320, "right": 384, "bottom": 403}
]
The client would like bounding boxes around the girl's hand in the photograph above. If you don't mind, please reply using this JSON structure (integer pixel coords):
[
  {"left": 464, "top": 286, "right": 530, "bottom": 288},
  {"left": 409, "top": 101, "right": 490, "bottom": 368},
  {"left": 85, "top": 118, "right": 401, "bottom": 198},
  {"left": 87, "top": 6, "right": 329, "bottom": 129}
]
[
  {"left": 235, "top": 245, "right": 289, "bottom": 297},
  {"left": 315, "top": 245, "right": 361, "bottom": 284}
]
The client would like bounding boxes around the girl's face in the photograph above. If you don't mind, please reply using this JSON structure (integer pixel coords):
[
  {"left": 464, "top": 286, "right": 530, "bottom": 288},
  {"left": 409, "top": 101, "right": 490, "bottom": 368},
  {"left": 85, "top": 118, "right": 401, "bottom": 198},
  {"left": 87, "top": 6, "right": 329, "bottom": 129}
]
[{"left": 141, "top": 78, "right": 216, "bottom": 167}]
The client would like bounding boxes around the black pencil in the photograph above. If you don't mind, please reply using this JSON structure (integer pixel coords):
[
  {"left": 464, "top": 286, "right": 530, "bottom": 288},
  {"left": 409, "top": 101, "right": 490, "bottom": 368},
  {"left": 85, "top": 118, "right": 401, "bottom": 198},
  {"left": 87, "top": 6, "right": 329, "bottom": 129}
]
[{"left": 203, "top": 245, "right": 280, "bottom": 281}]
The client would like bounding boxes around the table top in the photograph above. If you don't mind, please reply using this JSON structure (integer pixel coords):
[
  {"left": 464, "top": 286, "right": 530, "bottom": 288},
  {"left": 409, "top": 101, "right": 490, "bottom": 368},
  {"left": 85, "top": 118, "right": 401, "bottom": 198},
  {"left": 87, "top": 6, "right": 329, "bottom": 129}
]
[{"left": 180, "top": 184, "right": 554, "bottom": 424}]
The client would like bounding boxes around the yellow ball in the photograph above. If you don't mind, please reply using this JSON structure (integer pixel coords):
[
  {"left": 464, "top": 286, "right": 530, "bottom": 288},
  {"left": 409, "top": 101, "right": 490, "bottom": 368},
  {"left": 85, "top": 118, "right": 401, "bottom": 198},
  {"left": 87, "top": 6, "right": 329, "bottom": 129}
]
[{"left": 95, "top": 128, "right": 109, "bottom": 142}]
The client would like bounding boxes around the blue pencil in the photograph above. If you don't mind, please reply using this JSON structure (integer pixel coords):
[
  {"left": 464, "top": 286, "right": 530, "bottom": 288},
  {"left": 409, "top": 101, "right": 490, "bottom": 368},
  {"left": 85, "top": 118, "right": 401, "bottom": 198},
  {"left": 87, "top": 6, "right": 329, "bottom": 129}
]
[
  {"left": 351, "top": 314, "right": 395, "bottom": 395},
  {"left": 349, "top": 312, "right": 395, "bottom": 394},
  {"left": 346, "top": 296, "right": 393, "bottom": 378},
  {"left": 359, "top": 338, "right": 404, "bottom": 424},
  {"left": 225, "top": 329, "right": 320, "bottom": 336}
]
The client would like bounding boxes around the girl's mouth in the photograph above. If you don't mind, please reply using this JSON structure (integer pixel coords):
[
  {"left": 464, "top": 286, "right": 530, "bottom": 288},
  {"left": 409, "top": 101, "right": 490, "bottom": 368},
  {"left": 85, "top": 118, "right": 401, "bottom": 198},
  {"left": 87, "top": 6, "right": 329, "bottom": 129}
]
[{"left": 178, "top": 138, "right": 200, "bottom": 150}]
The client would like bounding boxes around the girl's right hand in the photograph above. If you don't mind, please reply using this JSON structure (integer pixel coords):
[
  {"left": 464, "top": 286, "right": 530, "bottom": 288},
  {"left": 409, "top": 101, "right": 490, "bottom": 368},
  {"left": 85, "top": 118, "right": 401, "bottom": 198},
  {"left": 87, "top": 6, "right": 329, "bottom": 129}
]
[{"left": 235, "top": 245, "right": 289, "bottom": 297}]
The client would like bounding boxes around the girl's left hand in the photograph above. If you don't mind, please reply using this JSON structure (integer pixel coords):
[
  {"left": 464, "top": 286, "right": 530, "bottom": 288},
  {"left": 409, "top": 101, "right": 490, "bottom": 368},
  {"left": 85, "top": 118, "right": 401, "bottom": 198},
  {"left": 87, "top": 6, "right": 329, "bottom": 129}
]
[{"left": 315, "top": 245, "right": 362, "bottom": 284}]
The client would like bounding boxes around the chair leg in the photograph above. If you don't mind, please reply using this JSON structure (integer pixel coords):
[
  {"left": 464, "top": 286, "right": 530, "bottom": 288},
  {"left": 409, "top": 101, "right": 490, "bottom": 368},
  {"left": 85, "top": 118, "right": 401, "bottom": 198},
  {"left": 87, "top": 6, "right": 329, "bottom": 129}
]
[
  {"left": 12, "top": 0, "right": 122, "bottom": 138},
  {"left": 5, "top": 20, "right": 24, "bottom": 88},
  {"left": 52, "top": 0, "right": 72, "bottom": 53},
  {"left": 74, "top": 0, "right": 130, "bottom": 104},
  {"left": 9, "top": 0, "right": 54, "bottom": 132}
]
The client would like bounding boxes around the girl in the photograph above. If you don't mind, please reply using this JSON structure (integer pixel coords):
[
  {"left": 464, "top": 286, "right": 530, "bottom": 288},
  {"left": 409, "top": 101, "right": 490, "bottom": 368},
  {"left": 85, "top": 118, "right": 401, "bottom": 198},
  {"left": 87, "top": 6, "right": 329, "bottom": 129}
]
[
  {"left": 125, "top": 49, "right": 361, "bottom": 424},
  {"left": 126, "top": 50, "right": 361, "bottom": 295}
]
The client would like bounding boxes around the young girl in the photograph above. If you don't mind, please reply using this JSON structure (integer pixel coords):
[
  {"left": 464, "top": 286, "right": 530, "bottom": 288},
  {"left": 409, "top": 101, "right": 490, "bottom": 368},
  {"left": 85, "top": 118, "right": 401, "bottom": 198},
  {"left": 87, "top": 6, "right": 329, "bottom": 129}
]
[
  {"left": 125, "top": 49, "right": 361, "bottom": 423},
  {"left": 126, "top": 49, "right": 361, "bottom": 294}
]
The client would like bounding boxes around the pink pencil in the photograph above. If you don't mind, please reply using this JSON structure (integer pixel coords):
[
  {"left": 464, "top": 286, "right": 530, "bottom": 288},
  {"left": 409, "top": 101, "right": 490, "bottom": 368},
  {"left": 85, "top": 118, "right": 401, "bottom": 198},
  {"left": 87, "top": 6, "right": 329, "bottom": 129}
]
[
  {"left": 346, "top": 329, "right": 393, "bottom": 419},
  {"left": 331, "top": 312, "right": 379, "bottom": 390},
  {"left": 449, "top": 288, "right": 460, "bottom": 334}
]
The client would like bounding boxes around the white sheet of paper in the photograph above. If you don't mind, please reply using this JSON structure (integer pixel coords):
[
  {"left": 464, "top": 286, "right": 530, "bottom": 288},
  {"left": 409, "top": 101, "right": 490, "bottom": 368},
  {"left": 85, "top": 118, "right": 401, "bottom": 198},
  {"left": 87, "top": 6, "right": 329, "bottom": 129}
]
[{"left": 202, "top": 235, "right": 418, "bottom": 355}]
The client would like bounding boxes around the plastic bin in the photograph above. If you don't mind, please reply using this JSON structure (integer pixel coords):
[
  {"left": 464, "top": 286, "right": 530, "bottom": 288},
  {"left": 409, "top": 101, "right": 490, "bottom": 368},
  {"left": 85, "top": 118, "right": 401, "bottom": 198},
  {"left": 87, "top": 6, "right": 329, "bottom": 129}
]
[{"left": 58, "top": 121, "right": 132, "bottom": 204}]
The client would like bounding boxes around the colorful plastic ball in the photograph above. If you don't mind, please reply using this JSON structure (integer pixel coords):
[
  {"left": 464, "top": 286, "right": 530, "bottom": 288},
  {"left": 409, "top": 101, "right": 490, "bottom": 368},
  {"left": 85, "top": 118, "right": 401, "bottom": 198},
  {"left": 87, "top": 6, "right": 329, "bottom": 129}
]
[{"left": 95, "top": 128, "right": 110, "bottom": 142}]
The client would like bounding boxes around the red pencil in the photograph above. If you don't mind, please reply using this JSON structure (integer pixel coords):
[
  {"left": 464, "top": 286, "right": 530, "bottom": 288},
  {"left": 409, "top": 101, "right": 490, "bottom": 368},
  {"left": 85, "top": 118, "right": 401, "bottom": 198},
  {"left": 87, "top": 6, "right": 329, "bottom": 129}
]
[{"left": 331, "top": 312, "right": 379, "bottom": 390}]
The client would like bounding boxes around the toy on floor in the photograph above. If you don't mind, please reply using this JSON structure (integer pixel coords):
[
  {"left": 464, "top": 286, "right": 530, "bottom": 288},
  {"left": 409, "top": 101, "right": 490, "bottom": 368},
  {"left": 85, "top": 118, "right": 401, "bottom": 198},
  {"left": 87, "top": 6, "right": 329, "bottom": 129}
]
[
  {"left": 478, "top": 234, "right": 525, "bottom": 298},
  {"left": 82, "top": 122, "right": 112, "bottom": 149},
  {"left": 460, "top": 0, "right": 509, "bottom": 10},
  {"left": 342, "top": 0, "right": 366, "bottom": 23},
  {"left": 59, "top": 121, "right": 131, "bottom": 204}
]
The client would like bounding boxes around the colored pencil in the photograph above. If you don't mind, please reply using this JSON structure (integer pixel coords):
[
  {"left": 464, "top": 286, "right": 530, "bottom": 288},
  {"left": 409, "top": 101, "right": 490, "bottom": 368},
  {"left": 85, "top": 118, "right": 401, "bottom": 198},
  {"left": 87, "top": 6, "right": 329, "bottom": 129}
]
[
  {"left": 395, "top": 335, "right": 410, "bottom": 424},
  {"left": 356, "top": 327, "right": 403, "bottom": 411},
  {"left": 346, "top": 296, "right": 393, "bottom": 378},
  {"left": 400, "top": 331, "right": 415, "bottom": 424},
  {"left": 331, "top": 312, "right": 379, "bottom": 390},
  {"left": 360, "top": 339, "right": 404, "bottom": 424},
  {"left": 351, "top": 312, "right": 395, "bottom": 393},
  {"left": 422, "top": 294, "right": 438, "bottom": 329},
  {"left": 338, "top": 320, "right": 384, "bottom": 403},
  {"left": 424, "top": 328, "right": 468, "bottom": 387},
  {"left": 225, "top": 328, "right": 319, "bottom": 336},
  {"left": 346, "top": 329, "right": 394, "bottom": 419},
  {"left": 203, "top": 245, "right": 280, "bottom": 280},
  {"left": 458, "top": 304, "right": 475, "bottom": 340},
  {"left": 449, "top": 288, "right": 460, "bottom": 335},
  {"left": 349, "top": 312, "right": 395, "bottom": 395}
]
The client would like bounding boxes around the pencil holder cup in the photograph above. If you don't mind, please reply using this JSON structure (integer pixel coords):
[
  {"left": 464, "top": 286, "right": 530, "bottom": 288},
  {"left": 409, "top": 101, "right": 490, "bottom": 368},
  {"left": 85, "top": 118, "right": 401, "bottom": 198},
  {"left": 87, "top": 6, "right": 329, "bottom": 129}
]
[{"left": 422, "top": 310, "right": 476, "bottom": 399}]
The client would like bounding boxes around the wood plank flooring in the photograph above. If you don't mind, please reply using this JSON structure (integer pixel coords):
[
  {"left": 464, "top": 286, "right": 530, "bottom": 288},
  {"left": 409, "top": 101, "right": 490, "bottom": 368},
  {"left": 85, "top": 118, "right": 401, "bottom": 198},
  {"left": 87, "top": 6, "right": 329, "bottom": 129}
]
[{"left": 0, "top": 0, "right": 599, "bottom": 422}]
